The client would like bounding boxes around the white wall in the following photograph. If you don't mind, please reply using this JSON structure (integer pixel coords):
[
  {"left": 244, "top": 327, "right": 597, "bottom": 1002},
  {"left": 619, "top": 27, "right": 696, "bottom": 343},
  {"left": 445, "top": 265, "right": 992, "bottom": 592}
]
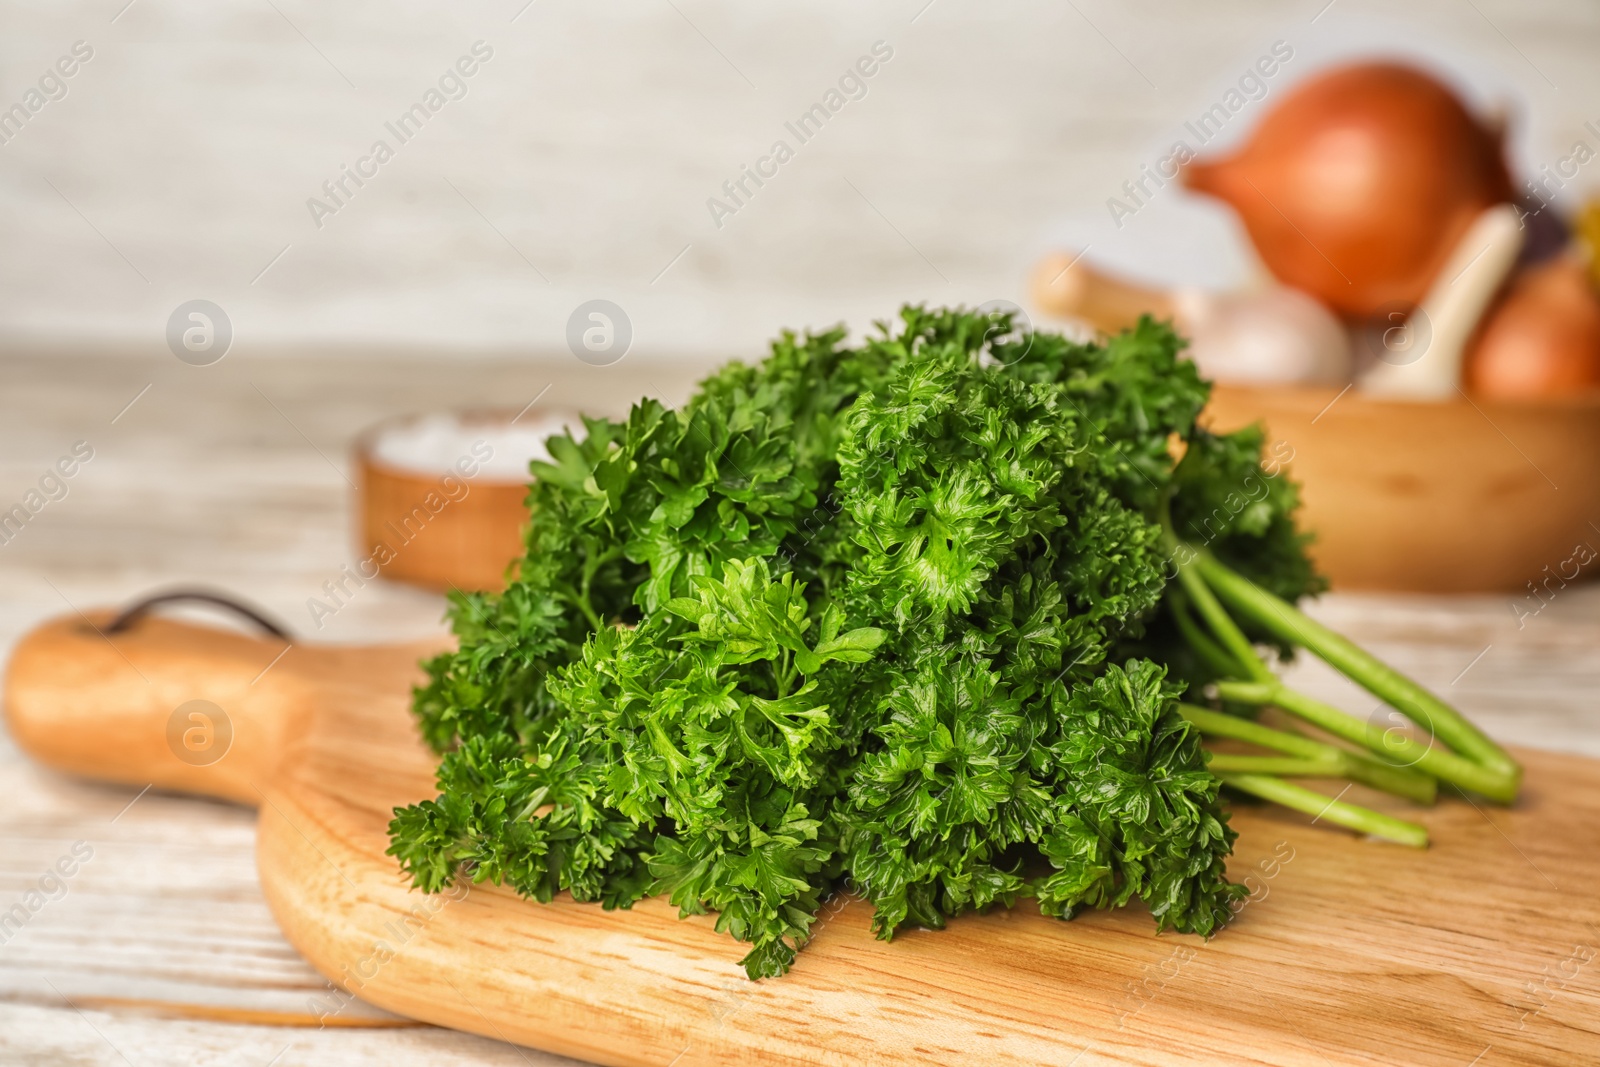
[{"left": 1, "top": 0, "right": 1597, "bottom": 365}]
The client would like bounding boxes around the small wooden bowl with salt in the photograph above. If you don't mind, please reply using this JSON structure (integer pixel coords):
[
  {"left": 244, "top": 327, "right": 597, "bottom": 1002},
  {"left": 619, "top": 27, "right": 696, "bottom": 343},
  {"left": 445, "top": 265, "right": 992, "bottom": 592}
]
[{"left": 353, "top": 409, "right": 577, "bottom": 592}]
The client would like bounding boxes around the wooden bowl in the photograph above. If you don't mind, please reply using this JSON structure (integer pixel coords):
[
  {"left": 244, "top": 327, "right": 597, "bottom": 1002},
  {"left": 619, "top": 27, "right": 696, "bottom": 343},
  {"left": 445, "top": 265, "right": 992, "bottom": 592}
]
[
  {"left": 353, "top": 412, "right": 540, "bottom": 593},
  {"left": 354, "top": 394, "right": 1597, "bottom": 596},
  {"left": 1205, "top": 384, "right": 1600, "bottom": 593}
]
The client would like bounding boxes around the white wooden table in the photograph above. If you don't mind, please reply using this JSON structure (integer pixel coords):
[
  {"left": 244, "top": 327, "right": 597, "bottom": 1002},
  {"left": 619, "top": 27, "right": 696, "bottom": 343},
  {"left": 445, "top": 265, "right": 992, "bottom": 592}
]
[{"left": 3, "top": 352, "right": 1599, "bottom": 1066}]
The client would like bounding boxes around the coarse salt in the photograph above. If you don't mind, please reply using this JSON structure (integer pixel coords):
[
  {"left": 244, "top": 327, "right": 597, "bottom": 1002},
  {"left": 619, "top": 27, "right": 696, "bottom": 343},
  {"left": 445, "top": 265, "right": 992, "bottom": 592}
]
[{"left": 368, "top": 410, "right": 583, "bottom": 483}]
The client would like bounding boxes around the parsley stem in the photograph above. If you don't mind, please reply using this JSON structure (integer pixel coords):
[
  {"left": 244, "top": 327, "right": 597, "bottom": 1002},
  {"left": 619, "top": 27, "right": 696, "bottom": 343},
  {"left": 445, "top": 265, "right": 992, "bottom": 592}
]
[
  {"left": 1173, "top": 555, "right": 1274, "bottom": 683},
  {"left": 1337, "top": 750, "right": 1437, "bottom": 806},
  {"left": 572, "top": 590, "right": 602, "bottom": 632},
  {"left": 1179, "top": 703, "right": 1436, "bottom": 804},
  {"left": 1194, "top": 552, "right": 1521, "bottom": 787},
  {"left": 1214, "top": 680, "right": 1516, "bottom": 804},
  {"left": 1217, "top": 773, "right": 1429, "bottom": 848},
  {"left": 1159, "top": 509, "right": 1270, "bottom": 682},
  {"left": 1205, "top": 753, "right": 1345, "bottom": 776},
  {"left": 563, "top": 576, "right": 603, "bottom": 632},
  {"left": 775, "top": 651, "right": 794, "bottom": 698},
  {"left": 577, "top": 546, "right": 622, "bottom": 631},
  {"left": 1169, "top": 591, "right": 1247, "bottom": 679}
]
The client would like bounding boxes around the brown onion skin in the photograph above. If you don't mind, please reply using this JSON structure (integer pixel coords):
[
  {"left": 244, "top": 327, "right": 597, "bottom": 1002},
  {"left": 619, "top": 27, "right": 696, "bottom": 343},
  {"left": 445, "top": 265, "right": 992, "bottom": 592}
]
[
  {"left": 1465, "top": 258, "right": 1600, "bottom": 400},
  {"left": 1183, "top": 62, "right": 1512, "bottom": 319}
]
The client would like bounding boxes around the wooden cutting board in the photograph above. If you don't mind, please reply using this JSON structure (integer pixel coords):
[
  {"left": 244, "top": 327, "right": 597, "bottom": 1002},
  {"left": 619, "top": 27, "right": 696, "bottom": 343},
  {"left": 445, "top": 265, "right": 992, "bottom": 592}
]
[{"left": 6, "top": 612, "right": 1599, "bottom": 1066}]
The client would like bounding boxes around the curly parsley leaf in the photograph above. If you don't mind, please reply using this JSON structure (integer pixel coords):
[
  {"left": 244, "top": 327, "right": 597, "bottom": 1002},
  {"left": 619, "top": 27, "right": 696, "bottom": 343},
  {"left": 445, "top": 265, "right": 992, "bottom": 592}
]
[{"left": 388, "top": 306, "right": 1306, "bottom": 979}]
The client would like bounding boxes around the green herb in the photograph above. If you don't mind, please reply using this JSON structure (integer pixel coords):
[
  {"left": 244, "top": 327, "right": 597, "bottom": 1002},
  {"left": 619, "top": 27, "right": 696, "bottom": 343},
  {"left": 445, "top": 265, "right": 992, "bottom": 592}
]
[{"left": 387, "top": 307, "right": 1520, "bottom": 979}]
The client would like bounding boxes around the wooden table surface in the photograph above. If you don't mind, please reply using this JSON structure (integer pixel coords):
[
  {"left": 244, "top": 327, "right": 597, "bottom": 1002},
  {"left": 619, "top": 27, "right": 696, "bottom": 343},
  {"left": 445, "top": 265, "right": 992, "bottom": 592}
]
[{"left": 3, "top": 352, "right": 1599, "bottom": 1066}]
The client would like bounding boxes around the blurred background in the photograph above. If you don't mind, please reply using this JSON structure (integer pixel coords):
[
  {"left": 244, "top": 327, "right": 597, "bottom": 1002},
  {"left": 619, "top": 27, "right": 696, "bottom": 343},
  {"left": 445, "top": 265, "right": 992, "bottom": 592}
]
[{"left": 4, "top": 0, "right": 1598, "bottom": 355}]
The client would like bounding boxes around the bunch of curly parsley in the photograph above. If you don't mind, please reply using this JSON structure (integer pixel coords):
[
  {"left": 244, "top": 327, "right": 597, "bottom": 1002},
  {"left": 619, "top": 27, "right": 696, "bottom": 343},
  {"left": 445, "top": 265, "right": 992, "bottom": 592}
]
[{"left": 387, "top": 307, "right": 1518, "bottom": 979}]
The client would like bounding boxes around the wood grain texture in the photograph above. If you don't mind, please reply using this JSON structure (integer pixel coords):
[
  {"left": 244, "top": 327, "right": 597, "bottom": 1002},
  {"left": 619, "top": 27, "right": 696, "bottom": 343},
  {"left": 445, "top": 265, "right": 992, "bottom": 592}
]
[
  {"left": 8, "top": 612, "right": 1600, "bottom": 1067},
  {"left": 0, "top": 1001, "right": 575, "bottom": 1067}
]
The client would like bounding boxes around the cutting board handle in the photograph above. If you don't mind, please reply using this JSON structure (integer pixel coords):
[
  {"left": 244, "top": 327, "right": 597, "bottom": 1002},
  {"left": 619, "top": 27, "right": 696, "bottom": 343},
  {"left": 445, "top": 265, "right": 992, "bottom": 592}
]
[{"left": 4, "top": 611, "right": 307, "bottom": 806}]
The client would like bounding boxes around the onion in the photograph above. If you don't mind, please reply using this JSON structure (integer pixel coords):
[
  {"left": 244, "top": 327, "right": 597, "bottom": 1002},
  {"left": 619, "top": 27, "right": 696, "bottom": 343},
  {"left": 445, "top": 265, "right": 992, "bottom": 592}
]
[
  {"left": 1182, "top": 62, "right": 1512, "bottom": 319},
  {"left": 1465, "top": 257, "right": 1600, "bottom": 399}
]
